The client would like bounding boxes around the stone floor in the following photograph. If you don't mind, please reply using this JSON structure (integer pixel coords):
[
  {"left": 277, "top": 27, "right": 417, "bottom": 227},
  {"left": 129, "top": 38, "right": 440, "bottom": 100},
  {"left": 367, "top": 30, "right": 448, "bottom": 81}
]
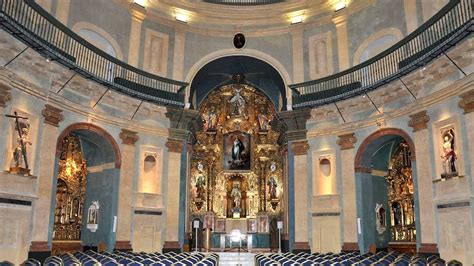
[{"left": 217, "top": 252, "right": 255, "bottom": 266}]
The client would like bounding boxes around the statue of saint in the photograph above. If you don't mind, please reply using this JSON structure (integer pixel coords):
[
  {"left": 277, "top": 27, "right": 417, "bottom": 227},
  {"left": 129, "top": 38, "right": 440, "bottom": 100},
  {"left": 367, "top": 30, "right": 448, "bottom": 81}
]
[
  {"left": 441, "top": 129, "right": 457, "bottom": 177},
  {"left": 229, "top": 86, "right": 245, "bottom": 116},
  {"left": 230, "top": 184, "right": 242, "bottom": 209},
  {"left": 195, "top": 162, "right": 205, "bottom": 199},
  {"left": 257, "top": 108, "right": 272, "bottom": 131},
  {"left": 13, "top": 122, "right": 32, "bottom": 168},
  {"left": 268, "top": 175, "right": 278, "bottom": 199},
  {"left": 203, "top": 106, "right": 218, "bottom": 132}
]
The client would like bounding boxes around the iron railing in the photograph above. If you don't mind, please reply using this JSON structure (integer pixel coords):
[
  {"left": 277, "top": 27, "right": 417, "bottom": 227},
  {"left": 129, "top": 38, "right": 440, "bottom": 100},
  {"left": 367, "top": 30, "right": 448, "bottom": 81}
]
[
  {"left": 202, "top": 0, "right": 284, "bottom": 5},
  {"left": 0, "top": 0, "right": 187, "bottom": 107},
  {"left": 290, "top": 0, "right": 473, "bottom": 109}
]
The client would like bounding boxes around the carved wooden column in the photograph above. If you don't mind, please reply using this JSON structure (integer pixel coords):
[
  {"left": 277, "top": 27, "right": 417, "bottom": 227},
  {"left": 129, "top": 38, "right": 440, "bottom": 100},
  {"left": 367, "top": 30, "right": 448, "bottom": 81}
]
[
  {"left": 29, "top": 104, "right": 64, "bottom": 259},
  {"left": 278, "top": 109, "right": 311, "bottom": 253},
  {"left": 0, "top": 83, "right": 12, "bottom": 168},
  {"left": 337, "top": 133, "right": 359, "bottom": 252},
  {"left": 408, "top": 110, "right": 438, "bottom": 254},
  {"left": 115, "top": 129, "right": 139, "bottom": 251},
  {"left": 163, "top": 107, "right": 199, "bottom": 253}
]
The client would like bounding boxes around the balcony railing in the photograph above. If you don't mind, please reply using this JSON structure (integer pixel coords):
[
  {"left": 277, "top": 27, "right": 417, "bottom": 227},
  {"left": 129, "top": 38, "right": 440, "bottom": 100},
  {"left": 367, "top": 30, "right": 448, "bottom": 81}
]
[
  {"left": 0, "top": 0, "right": 187, "bottom": 107},
  {"left": 202, "top": 0, "right": 284, "bottom": 5},
  {"left": 290, "top": 0, "right": 473, "bottom": 109}
]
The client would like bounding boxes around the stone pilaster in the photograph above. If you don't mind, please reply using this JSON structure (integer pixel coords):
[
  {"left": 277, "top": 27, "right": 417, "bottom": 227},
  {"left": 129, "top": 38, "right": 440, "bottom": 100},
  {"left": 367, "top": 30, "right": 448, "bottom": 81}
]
[
  {"left": 115, "top": 129, "right": 139, "bottom": 251},
  {"left": 128, "top": 6, "right": 146, "bottom": 67},
  {"left": 291, "top": 140, "right": 311, "bottom": 252},
  {"left": 163, "top": 107, "right": 199, "bottom": 253},
  {"left": 279, "top": 109, "right": 311, "bottom": 252},
  {"left": 403, "top": 0, "right": 419, "bottom": 33},
  {"left": 0, "top": 83, "right": 11, "bottom": 167},
  {"left": 29, "top": 105, "right": 64, "bottom": 258},
  {"left": 332, "top": 12, "right": 350, "bottom": 71},
  {"left": 55, "top": 0, "right": 71, "bottom": 25},
  {"left": 163, "top": 138, "right": 184, "bottom": 253},
  {"left": 291, "top": 28, "right": 305, "bottom": 84},
  {"left": 0, "top": 83, "right": 11, "bottom": 107},
  {"left": 459, "top": 90, "right": 474, "bottom": 261},
  {"left": 173, "top": 28, "right": 186, "bottom": 81},
  {"left": 408, "top": 111, "right": 437, "bottom": 254},
  {"left": 337, "top": 132, "right": 359, "bottom": 252}
]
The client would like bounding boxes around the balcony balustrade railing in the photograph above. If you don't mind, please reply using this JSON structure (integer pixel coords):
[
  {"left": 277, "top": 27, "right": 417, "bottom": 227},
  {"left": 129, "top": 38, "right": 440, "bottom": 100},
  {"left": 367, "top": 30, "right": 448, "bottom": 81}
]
[
  {"left": 0, "top": 0, "right": 471, "bottom": 109},
  {"left": 290, "top": 0, "right": 473, "bottom": 109},
  {"left": 0, "top": 0, "right": 187, "bottom": 107}
]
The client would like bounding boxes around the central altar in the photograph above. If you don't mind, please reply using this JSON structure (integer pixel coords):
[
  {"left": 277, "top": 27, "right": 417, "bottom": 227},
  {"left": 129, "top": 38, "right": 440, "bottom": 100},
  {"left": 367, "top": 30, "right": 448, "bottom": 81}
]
[{"left": 188, "top": 76, "right": 284, "bottom": 250}]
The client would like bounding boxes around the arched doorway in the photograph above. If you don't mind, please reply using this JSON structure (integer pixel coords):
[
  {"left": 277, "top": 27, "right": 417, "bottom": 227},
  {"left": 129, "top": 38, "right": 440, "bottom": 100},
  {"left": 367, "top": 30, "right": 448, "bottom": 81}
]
[
  {"left": 50, "top": 123, "right": 121, "bottom": 254},
  {"left": 187, "top": 75, "right": 285, "bottom": 251},
  {"left": 354, "top": 128, "right": 419, "bottom": 254}
]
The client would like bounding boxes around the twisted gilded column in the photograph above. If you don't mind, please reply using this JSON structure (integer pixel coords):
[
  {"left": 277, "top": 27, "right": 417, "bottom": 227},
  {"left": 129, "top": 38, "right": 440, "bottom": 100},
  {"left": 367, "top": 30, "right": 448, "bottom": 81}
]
[
  {"left": 115, "top": 129, "right": 139, "bottom": 251},
  {"left": 337, "top": 133, "right": 359, "bottom": 252}
]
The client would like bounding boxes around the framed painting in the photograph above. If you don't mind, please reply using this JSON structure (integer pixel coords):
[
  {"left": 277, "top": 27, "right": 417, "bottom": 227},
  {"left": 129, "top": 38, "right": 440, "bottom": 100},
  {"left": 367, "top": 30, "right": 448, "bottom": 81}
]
[
  {"left": 257, "top": 215, "right": 269, "bottom": 233},
  {"left": 247, "top": 218, "right": 257, "bottom": 233},
  {"left": 223, "top": 131, "right": 251, "bottom": 171},
  {"left": 203, "top": 214, "right": 214, "bottom": 230},
  {"left": 215, "top": 218, "right": 226, "bottom": 233}
]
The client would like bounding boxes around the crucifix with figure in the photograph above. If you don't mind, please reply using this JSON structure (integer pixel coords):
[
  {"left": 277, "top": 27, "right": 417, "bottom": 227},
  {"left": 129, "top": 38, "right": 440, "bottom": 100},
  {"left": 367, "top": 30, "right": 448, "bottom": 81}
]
[{"left": 5, "top": 111, "right": 31, "bottom": 175}]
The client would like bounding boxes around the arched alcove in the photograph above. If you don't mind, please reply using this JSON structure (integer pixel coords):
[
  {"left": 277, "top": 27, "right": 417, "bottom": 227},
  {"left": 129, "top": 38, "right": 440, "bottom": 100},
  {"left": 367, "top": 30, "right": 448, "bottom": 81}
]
[
  {"left": 50, "top": 123, "right": 121, "bottom": 253},
  {"left": 354, "top": 128, "right": 419, "bottom": 254}
]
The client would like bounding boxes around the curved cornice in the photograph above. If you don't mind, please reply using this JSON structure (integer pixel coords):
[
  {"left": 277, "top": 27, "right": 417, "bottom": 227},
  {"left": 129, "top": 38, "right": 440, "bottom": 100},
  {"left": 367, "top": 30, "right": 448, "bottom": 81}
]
[
  {"left": 307, "top": 74, "right": 473, "bottom": 138},
  {"left": 114, "top": 0, "right": 376, "bottom": 37},
  {"left": 0, "top": 67, "right": 169, "bottom": 138}
]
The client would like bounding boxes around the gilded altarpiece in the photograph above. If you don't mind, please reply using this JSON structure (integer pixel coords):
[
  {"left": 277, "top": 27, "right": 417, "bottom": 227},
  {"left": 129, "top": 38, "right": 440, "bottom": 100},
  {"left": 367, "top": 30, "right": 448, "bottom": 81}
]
[
  {"left": 52, "top": 134, "right": 87, "bottom": 242},
  {"left": 189, "top": 83, "right": 284, "bottom": 223},
  {"left": 385, "top": 142, "right": 416, "bottom": 243}
]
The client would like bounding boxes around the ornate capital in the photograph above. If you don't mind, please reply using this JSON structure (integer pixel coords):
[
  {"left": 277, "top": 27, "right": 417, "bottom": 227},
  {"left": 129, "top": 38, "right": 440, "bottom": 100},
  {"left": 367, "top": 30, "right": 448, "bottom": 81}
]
[
  {"left": 119, "top": 129, "right": 139, "bottom": 145},
  {"left": 408, "top": 110, "right": 430, "bottom": 132},
  {"left": 0, "top": 83, "right": 11, "bottom": 107},
  {"left": 337, "top": 133, "right": 357, "bottom": 150},
  {"left": 291, "top": 140, "right": 309, "bottom": 156},
  {"left": 42, "top": 104, "right": 64, "bottom": 127},
  {"left": 458, "top": 90, "right": 474, "bottom": 114},
  {"left": 166, "top": 138, "right": 184, "bottom": 153}
]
